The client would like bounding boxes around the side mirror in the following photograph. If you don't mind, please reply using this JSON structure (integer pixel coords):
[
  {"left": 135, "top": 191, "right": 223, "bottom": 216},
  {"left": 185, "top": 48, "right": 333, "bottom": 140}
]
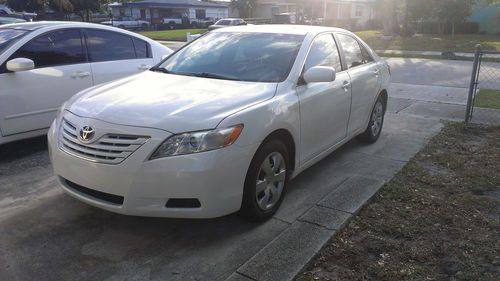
[
  {"left": 7, "top": 58, "right": 35, "bottom": 72},
  {"left": 303, "top": 66, "right": 336, "bottom": 83}
]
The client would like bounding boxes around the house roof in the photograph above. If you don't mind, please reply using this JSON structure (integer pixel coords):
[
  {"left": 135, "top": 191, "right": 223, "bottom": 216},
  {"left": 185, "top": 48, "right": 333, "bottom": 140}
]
[{"left": 114, "top": 0, "right": 228, "bottom": 9}]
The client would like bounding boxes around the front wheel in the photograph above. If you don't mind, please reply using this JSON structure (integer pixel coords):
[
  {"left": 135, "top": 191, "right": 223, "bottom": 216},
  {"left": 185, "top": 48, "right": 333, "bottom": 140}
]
[
  {"left": 356, "top": 96, "right": 386, "bottom": 143},
  {"left": 240, "top": 140, "right": 290, "bottom": 221}
]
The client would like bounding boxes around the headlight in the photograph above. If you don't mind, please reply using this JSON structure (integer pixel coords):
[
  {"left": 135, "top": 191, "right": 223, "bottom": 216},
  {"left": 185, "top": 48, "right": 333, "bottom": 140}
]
[{"left": 150, "top": 124, "right": 244, "bottom": 159}]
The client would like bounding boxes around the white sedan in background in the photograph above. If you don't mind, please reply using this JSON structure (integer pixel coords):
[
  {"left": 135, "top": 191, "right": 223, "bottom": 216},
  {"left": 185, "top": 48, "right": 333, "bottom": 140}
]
[
  {"left": 101, "top": 17, "right": 150, "bottom": 30},
  {"left": 49, "top": 25, "right": 390, "bottom": 221},
  {"left": 0, "top": 21, "right": 172, "bottom": 145}
]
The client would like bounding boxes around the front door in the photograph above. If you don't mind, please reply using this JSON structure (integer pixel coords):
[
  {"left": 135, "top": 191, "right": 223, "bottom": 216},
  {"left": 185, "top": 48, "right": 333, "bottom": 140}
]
[
  {"left": 0, "top": 28, "right": 92, "bottom": 136},
  {"left": 297, "top": 33, "right": 351, "bottom": 163}
]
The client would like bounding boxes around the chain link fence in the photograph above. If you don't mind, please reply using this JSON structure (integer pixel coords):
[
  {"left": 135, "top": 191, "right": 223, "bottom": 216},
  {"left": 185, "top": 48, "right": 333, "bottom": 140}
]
[{"left": 465, "top": 45, "right": 500, "bottom": 124}]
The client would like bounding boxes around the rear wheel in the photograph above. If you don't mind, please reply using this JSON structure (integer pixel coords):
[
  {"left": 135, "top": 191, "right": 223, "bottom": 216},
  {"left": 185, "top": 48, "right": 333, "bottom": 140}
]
[
  {"left": 240, "top": 140, "right": 290, "bottom": 221},
  {"left": 357, "top": 95, "right": 386, "bottom": 143},
  {"left": 168, "top": 22, "right": 175, "bottom": 30}
]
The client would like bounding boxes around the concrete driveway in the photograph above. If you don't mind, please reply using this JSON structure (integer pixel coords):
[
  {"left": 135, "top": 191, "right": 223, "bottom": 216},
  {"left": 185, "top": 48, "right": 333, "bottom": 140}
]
[{"left": 0, "top": 58, "right": 477, "bottom": 281}]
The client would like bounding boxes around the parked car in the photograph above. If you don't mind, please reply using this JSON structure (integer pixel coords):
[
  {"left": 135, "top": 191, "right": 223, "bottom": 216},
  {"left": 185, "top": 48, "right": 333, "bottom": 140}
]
[
  {"left": 48, "top": 25, "right": 390, "bottom": 221},
  {"left": 101, "top": 16, "right": 149, "bottom": 30},
  {"left": 0, "top": 16, "right": 26, "bottom": 25},
  {"left": 162, "top": 14, "right": 184, "bottom": 29},
  {"left": 208, "top": 18, "right": 247, "bottom": 30},
  {"left": 272, "top": 13, "right": 297, "bottom": 24},
  {"left": 0, "top": 21, "right": 173, "bottom": 145},
  {"left": 191, "top": 18, "right": 214, "bottom": 28},
  {"left": 0, "top": 4, "right": 36, "bottom": 20}
]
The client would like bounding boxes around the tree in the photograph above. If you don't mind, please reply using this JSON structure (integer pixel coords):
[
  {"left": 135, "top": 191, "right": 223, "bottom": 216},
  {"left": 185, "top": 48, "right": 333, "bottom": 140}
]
[
  {"left": 7, "top": 0, "right": 73, "bottom": 13},
  {"left": 71, "top": 0, "right": 100, "bottom": 21},
  {"left": 437, "top": 0, "right": 476, "bottom": 38},
  {"left": 230, "top": 0, "right": 256, "bottom": 18}
]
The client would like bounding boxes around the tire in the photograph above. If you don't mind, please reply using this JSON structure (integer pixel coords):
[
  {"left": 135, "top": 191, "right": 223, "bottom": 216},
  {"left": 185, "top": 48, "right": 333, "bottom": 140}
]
[
  {"left": 118, "top": 25, "right": 125, "bottom": 29},
  {"left": 141, "top": 23, "right": 148, "bottom": 30},
  {"left": 191, "top": 22, "right": 198, "bottom": 28},
  {"left": 168, "top": 22, "right": 175, "bottom": 30},
  {"left": 356, "top": 95, "right": 386, "bottom": 144},
  {"left": 240, "top": 140, "right": 290, "bottom": 221}
]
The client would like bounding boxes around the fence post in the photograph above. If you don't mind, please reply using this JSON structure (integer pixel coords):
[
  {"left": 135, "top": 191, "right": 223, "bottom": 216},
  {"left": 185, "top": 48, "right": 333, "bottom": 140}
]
[{"left": 465, "top": 44, "right": 482, "bottom": 123}]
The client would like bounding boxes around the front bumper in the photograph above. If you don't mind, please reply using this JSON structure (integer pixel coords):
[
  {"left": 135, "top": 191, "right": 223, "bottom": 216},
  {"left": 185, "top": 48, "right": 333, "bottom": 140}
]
[{"left": 48, "top": 112, "right": 258, "bottom": 218}]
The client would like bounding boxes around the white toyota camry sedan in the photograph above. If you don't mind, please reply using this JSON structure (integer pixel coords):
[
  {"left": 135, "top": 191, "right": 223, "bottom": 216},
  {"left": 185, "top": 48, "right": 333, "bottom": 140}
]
[
  {"left": 0, "top": 21, "right": 172, "bottom": 145},
  {"left": 48, "top": 25, "right": 391, "bottom": 221}
]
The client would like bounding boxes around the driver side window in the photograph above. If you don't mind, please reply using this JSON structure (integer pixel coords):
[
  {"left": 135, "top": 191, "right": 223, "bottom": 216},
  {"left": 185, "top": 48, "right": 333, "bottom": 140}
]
[
  {"left": 8, "top": 29, "right": 86, "bottom": 69},
  {"left": 304, "top": 34, "right": 342, "bottom": 73}
]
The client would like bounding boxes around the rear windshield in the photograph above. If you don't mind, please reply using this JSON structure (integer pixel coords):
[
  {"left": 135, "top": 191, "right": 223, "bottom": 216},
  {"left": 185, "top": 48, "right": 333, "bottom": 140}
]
[{"left": 0, "top": 28, "right": 29, "bottom": 54}]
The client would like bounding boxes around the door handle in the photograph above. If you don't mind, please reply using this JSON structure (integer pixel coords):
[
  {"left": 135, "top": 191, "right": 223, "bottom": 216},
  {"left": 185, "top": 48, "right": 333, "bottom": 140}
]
[
  {"left": 342, "top": 81, "right": 351, "bottom": 91},
  {"left": 373, "top": 69, "right": 380, "bottom": 77},
  {"left": 71, "top": 71, "right": 90, "bottom": 79},
  {"left": 138, "top": 64, "right": 150, "bottom": 70}
]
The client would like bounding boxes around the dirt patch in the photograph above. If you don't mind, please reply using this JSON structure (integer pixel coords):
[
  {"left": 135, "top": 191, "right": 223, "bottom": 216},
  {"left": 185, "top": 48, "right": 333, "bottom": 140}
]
[{"left": 297, "top": 123, "right": 500, "bottom": 281}]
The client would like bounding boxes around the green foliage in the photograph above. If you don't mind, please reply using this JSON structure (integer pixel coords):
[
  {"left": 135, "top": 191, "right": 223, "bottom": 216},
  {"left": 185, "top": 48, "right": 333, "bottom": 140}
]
[{"left": 229, "top": 0, "right": 256, "bottom": 18}]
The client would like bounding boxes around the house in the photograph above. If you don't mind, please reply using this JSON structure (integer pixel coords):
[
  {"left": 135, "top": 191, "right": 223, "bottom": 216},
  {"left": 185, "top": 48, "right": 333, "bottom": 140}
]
[
  {"left": 109, "top": 0, "right": 229, "bottom": 25},
  {"left": 252, "top": 0, "right": 378, "bottom": 29},
  {"left": 469, "top": 0, "right": 500, "bottom": 34}
]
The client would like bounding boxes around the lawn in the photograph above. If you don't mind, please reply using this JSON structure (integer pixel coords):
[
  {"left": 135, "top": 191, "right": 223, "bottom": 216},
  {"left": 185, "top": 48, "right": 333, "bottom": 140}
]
[
  {"left": 297, "top": 123, "right": 500, "bottom": 281},
  {"left": 475, "top": 89, "right": 500, "bottom": 109},
  {"left": 140, "top": 28, "right": 207, "bottom": 41},
  {"left": 355, "top": 30, "right": 500, "bottom": 52}
]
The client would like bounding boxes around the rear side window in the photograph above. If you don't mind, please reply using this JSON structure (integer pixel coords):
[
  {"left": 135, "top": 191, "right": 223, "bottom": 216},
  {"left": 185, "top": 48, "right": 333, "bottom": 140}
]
[
  {"left": 304, "top": 34, "right": 342, "bottom": 73},
  {"left": 336, "top": 34, "right": 364, "bottom": 69},
  {"left": 9, "top": 29, "right": 85, "bottom": 68},
  {"left": 86, "top": 29, "right": 137, "bottom": 62},
  {"left": 132, "top": 37, "right": 151, "bottom": 59}
]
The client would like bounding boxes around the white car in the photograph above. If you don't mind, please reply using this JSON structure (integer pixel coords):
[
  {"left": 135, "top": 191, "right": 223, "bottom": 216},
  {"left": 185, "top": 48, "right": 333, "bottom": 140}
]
[
  {"left": 101, "top": 17, "right": 149, "bottom": 30},
  {"left": 48, "top": 25, "right": 390, "bottom": 221},
  {"left": 0, "top": 21, "right": 173, "bottom": 144}
]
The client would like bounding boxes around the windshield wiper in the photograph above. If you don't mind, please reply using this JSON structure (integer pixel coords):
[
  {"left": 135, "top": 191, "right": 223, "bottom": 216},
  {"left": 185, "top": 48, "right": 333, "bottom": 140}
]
[
  {"left": 149, "top": 67, "right": 175, "bottom": 74},
  {"left": 193, "top": 72, "right": 242, "bottom": 81}
]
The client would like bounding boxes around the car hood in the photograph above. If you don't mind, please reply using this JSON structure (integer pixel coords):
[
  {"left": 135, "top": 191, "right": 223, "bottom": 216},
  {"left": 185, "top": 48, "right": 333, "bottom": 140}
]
[{"left": 67, "top": 71, "right": 277, "bottom": 133}]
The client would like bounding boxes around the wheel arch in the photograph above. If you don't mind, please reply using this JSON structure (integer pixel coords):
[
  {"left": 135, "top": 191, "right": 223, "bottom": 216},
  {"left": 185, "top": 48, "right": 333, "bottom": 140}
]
[{"left": 261, "top": 129, "right": 297, "bottom": 172}]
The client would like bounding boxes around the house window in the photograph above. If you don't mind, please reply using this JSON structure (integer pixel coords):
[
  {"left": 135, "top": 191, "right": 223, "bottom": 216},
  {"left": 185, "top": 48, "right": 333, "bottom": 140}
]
[
  {"left": 119, "top": 8, "right": 125, "bottom": 16},
  {"left": 195, "top": 9, "right": 206, "bottom": 19},
  {"left": 355, "top": 5, "right": 363, "bottom": 17},
  {"left": 140, "top": 9, "right": 146, "bottom": 19}
]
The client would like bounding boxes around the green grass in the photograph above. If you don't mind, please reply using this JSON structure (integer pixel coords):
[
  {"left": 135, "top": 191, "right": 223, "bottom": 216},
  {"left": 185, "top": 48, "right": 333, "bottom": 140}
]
[
  {"left": 355, "top": 30, "right": 500, "bottom": 52},
  {"left": 140, "top": 28, "right": 207, "bottom": 41},
  {"left": 474, "top": 89, "right": 500, "bottom": 109}
]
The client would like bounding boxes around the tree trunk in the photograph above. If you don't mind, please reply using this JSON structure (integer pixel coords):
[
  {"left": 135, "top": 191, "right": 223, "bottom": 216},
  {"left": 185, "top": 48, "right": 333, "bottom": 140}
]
[{"left": 451, "top": 22, "right": 455, "bottom": 39}]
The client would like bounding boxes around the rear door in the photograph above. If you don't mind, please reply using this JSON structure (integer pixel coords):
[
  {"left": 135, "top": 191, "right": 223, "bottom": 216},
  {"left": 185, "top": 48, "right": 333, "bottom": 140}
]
[
  {"left": 335, "top": 33, "right": 380, "bottom": 135},
  {"left": 0, "top": 28, "right": 92, "bottom": 136},
  {"left": 84, "top": 29, "right": 154, "bottom": 85},
  {"left": 297, "top": 33, "right": 351, "bottom": 163}
]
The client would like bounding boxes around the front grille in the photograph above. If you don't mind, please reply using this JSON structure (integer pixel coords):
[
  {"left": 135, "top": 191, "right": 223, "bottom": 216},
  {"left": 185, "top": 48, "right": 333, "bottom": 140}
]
[
  {"left": 59, "top": 119, "right": 149, "bottom": 164},
  {"left": 63, "top": 178, "right": 124, "bottom": 205}
]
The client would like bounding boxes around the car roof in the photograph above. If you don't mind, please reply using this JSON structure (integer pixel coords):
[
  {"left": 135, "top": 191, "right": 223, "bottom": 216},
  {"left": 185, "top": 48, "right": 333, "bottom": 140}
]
[
  {"left": 0, "top": 21, "right": 109, "bottom": 31},
  {"left": 213, "top": 24, "right": 349, "bottom": 36}
]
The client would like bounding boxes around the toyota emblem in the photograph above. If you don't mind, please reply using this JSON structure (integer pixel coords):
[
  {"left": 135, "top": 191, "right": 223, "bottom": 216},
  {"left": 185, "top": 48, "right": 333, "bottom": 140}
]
[{"left": 79, "top": 126, "right": 95, "bottom": 142}]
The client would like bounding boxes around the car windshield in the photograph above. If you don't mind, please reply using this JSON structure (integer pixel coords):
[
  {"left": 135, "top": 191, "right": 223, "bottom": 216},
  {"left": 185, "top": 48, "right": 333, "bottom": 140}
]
[
  {"left": 0, "top": 28, "right": 28, "bottom": 54},
  {"left": 0, "top": 17, "right": 26, "bottom": 25},
  {"left": 215, "top": 19, "right": 231, "bottom": 25},
  {"left": 155, "top": 32, "right": 304, "bottom": 83}
]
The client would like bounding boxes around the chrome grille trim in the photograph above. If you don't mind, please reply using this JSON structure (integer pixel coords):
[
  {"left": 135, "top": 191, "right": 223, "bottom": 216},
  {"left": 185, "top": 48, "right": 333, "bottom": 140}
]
[{"left": 59, "top": 118, "right": 149, "bottom": 164}]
